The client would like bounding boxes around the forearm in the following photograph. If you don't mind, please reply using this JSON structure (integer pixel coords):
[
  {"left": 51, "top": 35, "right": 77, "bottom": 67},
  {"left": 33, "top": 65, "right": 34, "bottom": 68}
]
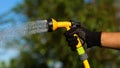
[{"left": 101, "top": 32, "right": 120, "bottom": 49}]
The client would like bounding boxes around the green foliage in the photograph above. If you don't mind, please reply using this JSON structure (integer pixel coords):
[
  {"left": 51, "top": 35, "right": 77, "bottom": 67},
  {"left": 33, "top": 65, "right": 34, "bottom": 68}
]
[
  {"left": 0, "top": 62, "right": 6, "bottom": 68},
  {"left": 9, "top": 59, "right": 18, "bottom": 68},
  {"left": 12, "top": 0, "right": 120, "bottom": 68}
]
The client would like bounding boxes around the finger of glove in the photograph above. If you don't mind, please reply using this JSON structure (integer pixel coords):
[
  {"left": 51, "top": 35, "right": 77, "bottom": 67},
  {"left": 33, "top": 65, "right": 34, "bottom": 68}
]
[
  {"left": 67, "top": 37, "right": 78, "bottom": 47},
  {"left": 64, "top": 28, "right": 78, "bottom": 37},
  {"left": 67, "top": 41, "right": 77, "bottom": 51},
  {"left": 66, "top": 36, "right": 76, "bottom": 41},
  {"left": 68, "top": 41, "right": 77, "bottom": 51},
  {"left": 71, "top": 46, "right": 76, "bottom": 51},
  {"left": 68, "top": 39, "right": 78, "bottom": 46}
]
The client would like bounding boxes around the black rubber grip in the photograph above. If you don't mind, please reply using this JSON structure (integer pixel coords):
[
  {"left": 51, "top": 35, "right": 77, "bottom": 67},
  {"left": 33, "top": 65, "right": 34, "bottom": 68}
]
[{"left": 47, "top": 18, "right": 53, "bottom": 32}]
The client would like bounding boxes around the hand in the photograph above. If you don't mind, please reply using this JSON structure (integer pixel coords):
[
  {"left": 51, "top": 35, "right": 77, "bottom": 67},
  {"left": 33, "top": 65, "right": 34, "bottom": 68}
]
[{"left": 64, "top": 21, "right": 102, "bottom": 51}]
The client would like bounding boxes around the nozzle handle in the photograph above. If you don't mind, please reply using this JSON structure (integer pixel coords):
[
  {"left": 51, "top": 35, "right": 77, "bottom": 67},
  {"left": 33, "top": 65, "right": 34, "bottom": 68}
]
[{"left": 74, "top": 34, "right": 90, "bottom": 68}]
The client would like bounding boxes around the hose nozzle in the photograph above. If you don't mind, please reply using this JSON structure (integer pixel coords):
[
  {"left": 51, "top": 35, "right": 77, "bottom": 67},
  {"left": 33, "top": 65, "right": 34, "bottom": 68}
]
[{"left": 47, "top": 18, "right": 90, "bottom": 68}]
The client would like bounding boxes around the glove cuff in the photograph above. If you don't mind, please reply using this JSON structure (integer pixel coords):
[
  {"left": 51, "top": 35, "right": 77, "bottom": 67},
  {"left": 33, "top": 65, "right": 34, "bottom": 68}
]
[
  {"left": 94, "top": 32, "right": 102, "bottom": 47},
  {"left": 86, "top": 32, "right": 102, "bottom": 47}
]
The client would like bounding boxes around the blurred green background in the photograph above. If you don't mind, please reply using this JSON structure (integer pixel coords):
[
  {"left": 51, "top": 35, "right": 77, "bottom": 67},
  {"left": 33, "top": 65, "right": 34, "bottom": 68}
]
[{"left": 0, "top": 0, "right": 120, "bottom": 68}]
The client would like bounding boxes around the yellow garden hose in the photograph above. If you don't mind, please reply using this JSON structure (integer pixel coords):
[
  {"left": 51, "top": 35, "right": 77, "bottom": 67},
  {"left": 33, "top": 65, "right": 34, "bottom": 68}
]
[
  {"left": 48, "top": 18, "right": 90, "bottom": 68},
  {"left": 84, "top": 60, "right": 90, "bottom": 68},
  {"left": 75, "top": 34, "right": 90, "bottom": 68}
]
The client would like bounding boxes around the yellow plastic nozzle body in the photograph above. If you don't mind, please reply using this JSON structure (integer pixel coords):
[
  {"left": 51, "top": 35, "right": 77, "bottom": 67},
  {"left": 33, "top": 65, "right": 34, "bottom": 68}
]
[{"left": 51, "top": 18, "right": 71, "bottom": 31}]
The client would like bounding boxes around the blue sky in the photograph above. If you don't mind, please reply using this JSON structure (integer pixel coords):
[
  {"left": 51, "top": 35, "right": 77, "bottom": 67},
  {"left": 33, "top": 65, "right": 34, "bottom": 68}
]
[
  {"left": 0, "top": 0, "right": 23, "bottom": 65},
  {"left": 0, "top": 0, "right": 23, "bottom": 15}
]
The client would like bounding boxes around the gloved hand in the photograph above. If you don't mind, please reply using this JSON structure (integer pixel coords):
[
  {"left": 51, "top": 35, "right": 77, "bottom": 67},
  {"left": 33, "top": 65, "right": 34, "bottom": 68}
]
[{"left": 64, "top": 21, "right": 102, "bottom": 51}]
